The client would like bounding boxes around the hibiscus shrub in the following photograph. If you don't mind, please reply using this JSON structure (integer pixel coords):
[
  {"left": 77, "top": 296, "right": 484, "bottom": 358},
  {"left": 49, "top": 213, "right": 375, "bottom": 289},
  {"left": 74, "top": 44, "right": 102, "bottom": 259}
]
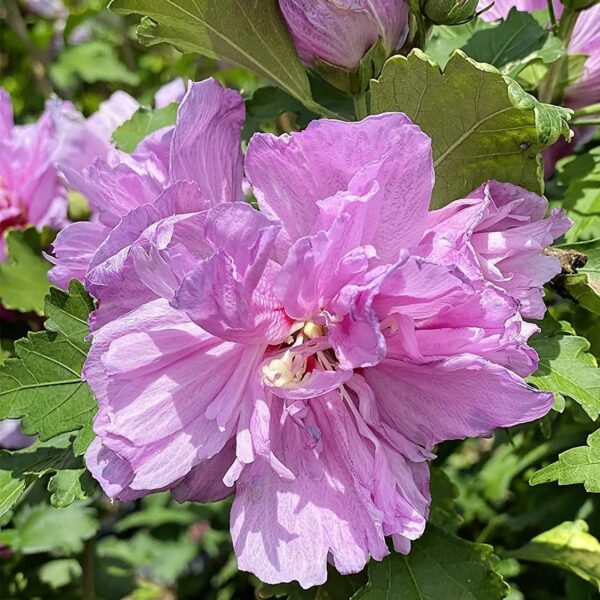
[{"left": 1, "top": 1, "right": 599, "bottom": 599}]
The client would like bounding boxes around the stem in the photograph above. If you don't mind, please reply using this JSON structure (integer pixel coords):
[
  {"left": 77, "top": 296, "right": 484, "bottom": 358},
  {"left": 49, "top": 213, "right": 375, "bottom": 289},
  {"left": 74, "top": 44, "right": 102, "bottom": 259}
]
[
  {"left": 353, "top": 91, "right": 369, "bottom": 121},
  {"left": 538, "top": 7, "right": 580, "bottom": 104},
  {"left": 81, "top": 538, "right": 96, "bottom": 600},
  {"left": 570, "top": 118, "right": 600, "bottom": 127},
  {"left": 572, "top": 102, "right": 600, "bottom": 118},
  {"left": 5, "top": 0, "right": 54, "bottom": 97},
  {"left": 547, "top": 0, "right": 558, "bottom": 30}
]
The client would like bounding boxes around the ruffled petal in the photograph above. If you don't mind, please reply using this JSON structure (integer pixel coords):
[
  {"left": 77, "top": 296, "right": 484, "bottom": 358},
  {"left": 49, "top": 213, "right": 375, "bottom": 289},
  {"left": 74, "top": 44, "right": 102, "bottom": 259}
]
[
  {"left": 246, "top": 113, "right": 434, "bottom": 261},
  {"left": 169, "top": 79, "right": 245, "bottom": 203},
  {"left": 47, "top": 220, "right": 110, "bottom": 288},
  {"left": 365, "top": 354, "right": 553, "bottom": 451},
  {"left": 174, "top": 202, "right": 290, "bottom": 344},
  {"left": 86, "top": 297, "right": 265, "bottom": 492}
]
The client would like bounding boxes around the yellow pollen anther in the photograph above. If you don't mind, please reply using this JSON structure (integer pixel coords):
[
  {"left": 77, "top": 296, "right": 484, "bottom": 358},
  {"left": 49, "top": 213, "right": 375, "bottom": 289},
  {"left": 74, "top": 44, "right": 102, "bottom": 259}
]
[{"left": 303, "top": 320, "right": 324, "bottom": 340}]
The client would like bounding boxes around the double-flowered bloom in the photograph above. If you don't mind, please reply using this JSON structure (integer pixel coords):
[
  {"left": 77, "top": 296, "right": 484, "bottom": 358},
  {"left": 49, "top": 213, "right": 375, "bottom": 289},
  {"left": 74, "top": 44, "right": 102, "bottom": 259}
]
[
  {"left": 0, "top": 81, "right": 185, "bottom": 265},
  {"left": 0, "top": 90, "right": 111, "bottom": 261},
  {"left": 54, "top": 79, "right": 569, "bottom": 587}
]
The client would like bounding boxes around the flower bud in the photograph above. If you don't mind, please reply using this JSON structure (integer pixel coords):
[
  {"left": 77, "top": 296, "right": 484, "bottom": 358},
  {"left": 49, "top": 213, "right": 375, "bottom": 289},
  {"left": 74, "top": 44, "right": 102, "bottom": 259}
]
[
  {"left": 278, "top": 0, "right": 410, "bottom": 92},
  {"left": 423, "top": 0, "right": 479, "bottom": 25}
]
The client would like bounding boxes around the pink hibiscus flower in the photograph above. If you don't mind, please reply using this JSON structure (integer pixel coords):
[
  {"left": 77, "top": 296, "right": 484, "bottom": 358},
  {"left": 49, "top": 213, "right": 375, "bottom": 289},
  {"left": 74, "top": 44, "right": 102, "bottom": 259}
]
[{"left": 66, "top": 79, "right": 567, "bottom": 587}]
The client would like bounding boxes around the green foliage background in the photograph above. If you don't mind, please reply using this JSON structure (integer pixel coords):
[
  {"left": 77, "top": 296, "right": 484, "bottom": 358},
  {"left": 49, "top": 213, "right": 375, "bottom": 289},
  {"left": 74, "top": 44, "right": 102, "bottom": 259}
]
[{"left": 1, "top": 1, "right": 599, "bottom": 599}]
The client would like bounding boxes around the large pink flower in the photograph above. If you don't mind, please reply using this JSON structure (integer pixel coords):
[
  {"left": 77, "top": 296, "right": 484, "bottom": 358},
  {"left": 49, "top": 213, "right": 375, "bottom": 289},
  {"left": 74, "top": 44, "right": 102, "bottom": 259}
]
[{"left": 72, "top": 80, "right": 566, "bottom": 587}]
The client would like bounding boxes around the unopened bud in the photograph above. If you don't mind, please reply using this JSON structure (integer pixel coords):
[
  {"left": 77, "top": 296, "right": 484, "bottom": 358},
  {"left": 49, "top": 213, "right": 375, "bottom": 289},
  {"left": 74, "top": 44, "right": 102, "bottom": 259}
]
[
  {"left": 278, "top": 0, "right": 410, "bottom": 93},
  {"left": 423, "top": 0, "right": 479, "bottom": 25}
]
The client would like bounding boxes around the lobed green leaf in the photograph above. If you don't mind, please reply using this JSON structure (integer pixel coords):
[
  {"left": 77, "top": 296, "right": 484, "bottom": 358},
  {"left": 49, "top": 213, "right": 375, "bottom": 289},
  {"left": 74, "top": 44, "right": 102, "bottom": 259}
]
[
  {"left": 0, "top": 227, "right": 54, "bottom": 314},
  {"left": 506, "top": 521, "right": 600, "bottom": 590},
  {"left": 530, "top": 429, "right": 600, "bottom": 493},
  {"left": 528, "top": 318, "right": 600, "bottom": 420},
  {"left": 354, "top": 525, "right": 508, "bottom": 599},
  {"left": 371, "top": 50, "right": 571, "bottom": 209}
]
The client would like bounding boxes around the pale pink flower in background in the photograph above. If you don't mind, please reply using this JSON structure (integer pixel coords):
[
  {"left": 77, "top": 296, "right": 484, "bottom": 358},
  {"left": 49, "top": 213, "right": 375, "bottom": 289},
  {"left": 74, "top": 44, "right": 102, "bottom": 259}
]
[
  {"left": 0, "top": 89, "right": 109, "bottom": 261},
  {"left": 0, "top": 419, "right": 35, "bottom": 450},
  {"left": 23, "top": 0, "right": 67, "bottom": 20}
]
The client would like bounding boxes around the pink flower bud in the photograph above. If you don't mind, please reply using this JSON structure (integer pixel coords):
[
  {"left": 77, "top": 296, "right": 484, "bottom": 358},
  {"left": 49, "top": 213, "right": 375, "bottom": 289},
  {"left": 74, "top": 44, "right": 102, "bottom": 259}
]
[{"left": 278, "top": 0, "right": 410, "bottom": 71}]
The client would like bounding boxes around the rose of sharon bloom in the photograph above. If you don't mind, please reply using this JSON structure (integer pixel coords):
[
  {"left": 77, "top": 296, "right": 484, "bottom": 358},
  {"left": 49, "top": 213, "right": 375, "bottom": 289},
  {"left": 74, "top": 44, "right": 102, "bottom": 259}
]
[
  {"left": 278, "top": 0, "right": 410, "bottom": 70},
  {"left": 0, "top": 90, "right": 112, "bottom": 261},
  {"left": 47, "top": 79, "right": 187, "bottom": 288},
  {"left": 0, "top": 82, "right": 185, "bottom": 263},
  {"left": 73, "top": 80, "right": 568, "bottom": 587}
]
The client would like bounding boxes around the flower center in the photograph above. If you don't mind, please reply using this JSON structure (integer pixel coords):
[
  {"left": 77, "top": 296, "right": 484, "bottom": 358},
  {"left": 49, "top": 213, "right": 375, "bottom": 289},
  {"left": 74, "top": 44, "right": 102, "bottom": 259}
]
[
  {"left": 262, "top": 349, "right": 307, "bottom": 388},
  {"left": 261, "top": 320, "right": 330, "bottom": 388}
]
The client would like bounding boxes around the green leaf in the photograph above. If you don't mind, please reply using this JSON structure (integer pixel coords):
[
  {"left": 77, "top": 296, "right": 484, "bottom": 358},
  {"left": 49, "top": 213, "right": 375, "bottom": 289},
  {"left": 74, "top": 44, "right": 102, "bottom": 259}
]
[
  {"left": 371, "top": 50, "right": 572, "bottom": 209},
  {"left": 354, "top": 525, "right": 508, "bottom": 599},
  {"left": 0, "top": 434, "right": 95, "bottom": 516},
  {"left": 108, "top": 0, "right": 321, "bottom": 114},
  {"left": 530, "top": 429, "right": 600, "bottom": 493},
  {"left": 426, "top": 21, "right": 492, "bottom": 69},
  {"left": 506, "top": 36, "right": 568, "bottom": 91},
  {"left": 556, "top": 146, "right": 600, "bottom": 242},
  {"left": 555, "top": 239, "right": 600, "bottom": 315},
  {"left": 112, "top": 103, "right": 178, "bottom": 153},
  {"left": 39, "top": 559, "right": 82, "bottom": 590},
  {"left": 0, "top": 281, "right": 97, "bottom": 441},
  {"left": 50, "top": 41, "right": 140, "bottom": 89},
  {"left": 528, "top": 319, "right": 600, "bottom": 420},
  {"left": 114, "top": 505, "right": 198, "bottom": 532},
  {"left": 507, "top": 521, "right": 600, "bottom": 590},
  {"left": 0, "top": 469, "right": 26, "bottom": 518},
  {"left": 429, "top": 467, "right": 462, "bottom": 533},
  {"left": 45, "top": 280, "right": 95, "bottom": 339},
  {"left": 461, "top": 9, "right": 549, "bottom": 69},
  {"left": 0, "top": 227, "right": 53, "bottom": 314},
  {"left": 0, "top": 501, "right": 98, "bottom": 555},
  {"left": 97, "top": 531, "right": 197, "bottom": 586},
  {"left": 48, "top": 468, "right": 97, "bottom": 509}
]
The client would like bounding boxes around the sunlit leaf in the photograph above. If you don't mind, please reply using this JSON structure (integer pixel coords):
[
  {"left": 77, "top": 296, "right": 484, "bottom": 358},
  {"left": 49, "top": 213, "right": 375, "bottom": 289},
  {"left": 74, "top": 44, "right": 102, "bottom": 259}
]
[
  {"left": 0, "top": 227, "right": 53, "bottom": 314},
  {"left": 528, "top": 319, "right": 600, "bottom": 420},
  {"left": 112, "top": 102, "right": 178, "bottom": 152},
  {"left": 507, "top": 521, "right": 600, "bottom": 590},
  {"left": 530, "top": 429, "right": 600, "bottom": 493}
]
